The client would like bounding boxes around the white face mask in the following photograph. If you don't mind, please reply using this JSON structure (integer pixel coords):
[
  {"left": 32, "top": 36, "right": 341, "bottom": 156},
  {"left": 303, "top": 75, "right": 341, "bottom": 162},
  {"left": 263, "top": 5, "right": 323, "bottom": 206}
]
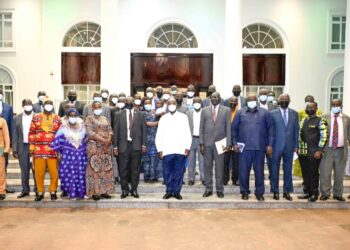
[
  {"left": 134, "top": 99, "right": 141, "bottom": 105},
  {"left": 38, "top": 95, "right": 45, "bottom": 102},
  {"left": 94, "top": 109, "right": 103, "bottom": 116},
  {"left": 146, "top": 92, "right": 153, "bottom": 98},
  {"left": 101, "top": 92, "right": 109, "bottom": 99},
  {"left": 44, "top": 104, "right": 54, "bottom": 112},
  {"left": 94, "top": 97, "right": 103, "bottom": 103},
  {"left": 155, "top": 107, "right": 164, "bottom": 114},
  {"left": 144, "top": 104, "right": 152, "bottom": 111},
  {"left": 68, "top": 117, "right": 77, "bottom": 124},
  {"left": 171, "top": 90, "right": 177, "bottom": 95},
  {"left": 267, "top": 96, "right": 274, "bottom": 102},
  {"left": 111, "top": 97, "right": 118, "bottom": 104},
  {"left": 259, "top": 95, "right": 268, "bottom": 102},
  {"left": 168, "top": 104, "right": 176, "bottom": 112},
  {"left": 187, "top": 91, "right": 195, "bottom": 98},
  {"left": 117, "top": 102, "right": 125, "bottom": 109},
  {"left": 162, "top": 94, "right": 170, "bottom": 100},
  {"left": 23, "top": 105, "right": 33, "bottom": 112},
  {"left": 193, "top": 103, "right": 201, "bottom": 110},
  {"left": 247, "top": 101, "right": 257, "bottom": 109}
]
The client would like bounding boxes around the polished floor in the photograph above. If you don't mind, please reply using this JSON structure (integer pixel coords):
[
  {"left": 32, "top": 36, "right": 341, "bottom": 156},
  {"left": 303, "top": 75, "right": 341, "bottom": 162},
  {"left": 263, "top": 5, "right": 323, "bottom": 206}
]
[{"left": 0, "top": 208, "right": 349, "bottom": 250}]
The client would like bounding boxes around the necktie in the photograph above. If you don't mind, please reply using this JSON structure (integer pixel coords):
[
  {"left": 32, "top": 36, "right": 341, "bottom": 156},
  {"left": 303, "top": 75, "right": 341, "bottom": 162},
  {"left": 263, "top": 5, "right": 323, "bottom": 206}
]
[
  {"left": 332, "top": 114, "right": 338, "bottom": 149},
  {"left": 283, "top": 110, "right": 288, "bottom": 127},
  {"left": 129, "top": 110, "right": 133, "bottom": 138},
  {"left": 212, "top": 106, "right": 217, "bottom": 122}
]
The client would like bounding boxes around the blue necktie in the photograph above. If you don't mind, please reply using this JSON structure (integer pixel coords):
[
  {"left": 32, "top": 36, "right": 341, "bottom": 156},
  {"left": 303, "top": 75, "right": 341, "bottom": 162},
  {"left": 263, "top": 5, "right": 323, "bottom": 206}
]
[{"left": 283, "top": 110, "right": 288, "bottom": 126}]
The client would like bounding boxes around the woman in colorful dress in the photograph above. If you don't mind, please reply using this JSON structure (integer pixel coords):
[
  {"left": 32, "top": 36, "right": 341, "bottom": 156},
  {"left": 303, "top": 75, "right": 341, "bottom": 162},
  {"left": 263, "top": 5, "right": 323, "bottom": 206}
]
[
  {"left": 50, "top": 108, "right": 87, "bottom": 199},
  {"left": 85, "top": 101, "right": 114, "bottom": 201}
]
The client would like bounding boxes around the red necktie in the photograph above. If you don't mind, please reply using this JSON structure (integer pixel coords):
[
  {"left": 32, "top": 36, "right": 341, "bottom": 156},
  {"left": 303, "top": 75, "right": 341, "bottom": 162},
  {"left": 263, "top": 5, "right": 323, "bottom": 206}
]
[
  {"left": 212, "top": 106, "right": 217, "bottom": 122},
  {"left": 332, "top": 114, "right": 338, "bottom": 149}
]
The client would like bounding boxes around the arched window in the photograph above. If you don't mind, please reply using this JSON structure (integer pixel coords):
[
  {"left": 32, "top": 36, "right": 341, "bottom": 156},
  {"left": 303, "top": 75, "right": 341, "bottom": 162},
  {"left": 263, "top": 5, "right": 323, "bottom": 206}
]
[
  {"left": 148, "top": 23, "right": 198, "bottom": 48},
  {"left": 329, "top": 70, "right": 344, "bottom": 108},
  {"left": 242, "top": 23, "right": 284, "bottom": 49},
  {"left": 63, "top": 22, "right": 101, "bottom": 47},
  {"left": 0, "top": 67, "right": 13, "bottom": 105}
]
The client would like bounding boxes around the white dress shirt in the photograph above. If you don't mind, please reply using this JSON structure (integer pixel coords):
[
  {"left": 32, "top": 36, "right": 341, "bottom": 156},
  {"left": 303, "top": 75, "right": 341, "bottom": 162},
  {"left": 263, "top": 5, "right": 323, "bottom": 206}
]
[
  {"left": 329, "top": 113, "right": 344, "bottom": 148},
  {"left": 192, "top": 110, "right": 201, "bottom": 136},
  {"left": 126, "top": 108, "right": 134, "bottom": 141},
  {"left": 22, "top": 112, "right": 33, "bottom": 143},
  {"left": 260, "top": 102, "right": 268, "bottom": 110},
  {"left": 156, "top": 111, "right": 192, "bottom": 157}
]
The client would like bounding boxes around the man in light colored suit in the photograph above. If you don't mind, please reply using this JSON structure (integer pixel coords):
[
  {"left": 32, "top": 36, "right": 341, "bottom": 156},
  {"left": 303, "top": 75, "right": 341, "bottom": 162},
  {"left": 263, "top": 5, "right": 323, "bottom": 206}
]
[
  {"left": 320, "top": 99, "right": 350, "bottom": 202},
  {"left": 270, "top": 94, "right": 299, "bottom": 201},
  {"left": 224, "top": 85, "right": 246, "bottom": 110},
  {"left": 186, "top": 97, "right": 204, "bottom": 185},
  {"left": 200, "top": 92, "right": 231, "bottom": 198}
]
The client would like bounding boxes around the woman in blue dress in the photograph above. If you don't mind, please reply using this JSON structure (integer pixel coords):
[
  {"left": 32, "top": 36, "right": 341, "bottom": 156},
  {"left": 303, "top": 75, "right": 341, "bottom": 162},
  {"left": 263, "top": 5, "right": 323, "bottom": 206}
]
[{"left": 51, "top": 108, "right": 88, "bottom": 199}]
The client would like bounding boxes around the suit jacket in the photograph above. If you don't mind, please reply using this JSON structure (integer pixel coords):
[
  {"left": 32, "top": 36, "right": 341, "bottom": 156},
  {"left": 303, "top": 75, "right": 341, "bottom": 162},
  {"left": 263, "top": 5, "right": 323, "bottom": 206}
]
[
  {"left": 270, "top": 108, "right": 299, "bottom": 154},
  {"left": 186, "top": 109, "right": 202, "bottom": 136},
  {"left": 0, "top": 101, "right": 13, "bottom": 139},
  {"left": 113, "top": 109, "right": 147, "bottom": 153},
  {"left": 57, "top": 100, "right": 84, "bottom": 117},
  {"left": 322, "top": 113, "right": 350, "bottom": 159},
  {"left": 33, "top": 102, "right": 56, "bottom": 114},
  {"left": 199, "top": 105, "right": 231, "bottom": 147},
  {"left": 258, "top": 102, "right": 278, "bottom": 111},
  {"left": 12, "top": 113, "right": 29, "bottom": 155},
  {"left": 83, "top": 103, "right": 110, "bottom": 121},
  {"left": 224, "top": 96, "right": 246, "bottom": 109}
]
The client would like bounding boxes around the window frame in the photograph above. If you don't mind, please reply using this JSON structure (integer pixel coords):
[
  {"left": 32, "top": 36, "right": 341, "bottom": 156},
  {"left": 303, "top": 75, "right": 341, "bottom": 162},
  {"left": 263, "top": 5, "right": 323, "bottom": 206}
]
[
  {"left": 328, "top": 11, "right": 346, "bottom": 54},
  {"left": 0, "top": 9, "right": 15, "bottom": 52},
  {"left": 0, "top": 66, "right": 14, "bottom": 106}
]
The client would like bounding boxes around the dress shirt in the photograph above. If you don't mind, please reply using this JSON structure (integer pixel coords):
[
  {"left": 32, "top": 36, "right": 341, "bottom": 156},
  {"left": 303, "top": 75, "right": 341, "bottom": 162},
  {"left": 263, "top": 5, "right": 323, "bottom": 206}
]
[
  {"left": 192, "top": 110, "right": 201, "bottom": 136},
  {"left": 156, "top": 111, "right": 192, "bottom": 157},
  {"left": 22, "top": 112, "right": 33, "bottom": 143},
  {"left": 126, "top": 108, "right": 134, "bottom": 141},
  {"left": 329, "top": 113, "right": 344, "bottom": 148}
]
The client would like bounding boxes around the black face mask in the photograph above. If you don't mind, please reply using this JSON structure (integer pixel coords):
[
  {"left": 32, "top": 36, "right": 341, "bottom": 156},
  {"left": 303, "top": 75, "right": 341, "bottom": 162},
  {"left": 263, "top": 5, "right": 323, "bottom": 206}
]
[
  {"left": 211, "top": 99, "right": 219, "bottom": 106},
  {"left": 156, "top": 92, "right": 163, "bottom": 98},
  {"left": 306, "top": 109, "right": 316, "bottom": 116},
  {"left": 207, "top": 91, "right": 214, "bottom": 97},
  {"left": 125, "top": 103, "right": 133, "bottom": 110},
  {"left": 233, "top": 91, "right": 241, "bottom": 97},
  {"left": 279, "top": 101, "right": 289, "bottom": 109},
  {"left": 176, "top": 99, "right": 183, "bottom": 105},
  {"left": 229, "top": 103, "right": 237, "bottom": 109},
  {"left": 68, "top": 95, "right": 77, "bottom": 102}
]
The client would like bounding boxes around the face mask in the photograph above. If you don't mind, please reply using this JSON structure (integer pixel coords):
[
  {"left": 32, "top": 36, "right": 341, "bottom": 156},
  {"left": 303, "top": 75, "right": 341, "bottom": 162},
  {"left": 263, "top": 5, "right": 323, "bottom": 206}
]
[
  {"left": 156, "top": 107, "right": 164, "bottom": 114},
  {"left": 94, "top": 97, "right": 103, "bottom": 103},
  {"left": 229, "top": 103, "right": 237, "bottom": 109},
  {"left": 331, "top": 106, "right": 341, "bottom": 114},
  {"left": 267, "top": 96, "right": 274, "bottom": 102},
  {"left": 279, "top": 101, "right": 290, "bottom": 109},
  {"left": 146, "top": 92, "right": 153, "bottom": 98},
  {"left": 193, "top": 103, "right": 201, "bottom": 110},
  {"left": 134, "top": 99, "right": 141, "bottom": 106},
  {"left": 144, "top": 104, "right": 152, "bottom": 111},
  {"left": 162, "top": 94, "right": 170, "bottom": 100},
  {"left": 101, "top": 92, "right": 109, "bottom": 99},
  {"left": 125, "top": 103, "right": 133, "bottom": 110},
  {"left": 156, "top": 92, "right": 163, "bottom": 98},
  {"left": 211, "top": 99, "right": 219, "bottom": 106},
  {"left": 38, "top": 95, "right": 45, "bottom": 102},
  {"left": 207, "top": 91, "right": 214, "bottom": 97},
  {"left": 24, "top": 105, "right": 33, "bottom": 112},
  {"left": 171, "top": 90, "right": 177, "bottom": 95},
  {"left": 233, "top": 90, "right": 241, "bottom": 97},
  {"left": 94, "top": 109, "right": 103, "bottom": 116},
  {"left": 259, "top": 95, "right": 268, "bottom": 102},
  {"left": 305, "top": 109, "right": 315, "bottom": 116},
  {"left": 168, "top": 104, "right": 176, "bottom": 112},
  {"left": 68, "top": 95, "right": 76, "bottom": 102},
  {"left": 111, "top": 97, "right": 118, "bottom": 104},
  {"left": 68, "top": 117, "right": 77, "bottom": 124},
  {"left": 44, "top": 104, "right": 53, "bottom": 112},
  {"left": 176, "top": 99, "right": 183, "bottom": 105},
  {"left": 247, "top": 101, "right": 257, "bottom": 109},
  {"left": 117, "top": 102, "right": 125, "bottom": 109},
  {"left": 187, "top": 91, "right": 195, "bottom": 98}
]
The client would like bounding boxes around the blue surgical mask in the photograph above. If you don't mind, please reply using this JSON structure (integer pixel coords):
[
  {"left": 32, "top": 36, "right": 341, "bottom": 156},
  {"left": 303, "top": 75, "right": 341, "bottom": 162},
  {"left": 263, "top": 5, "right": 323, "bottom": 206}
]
[
  {"left": 144, "top": 104, "right": 152, "bottom": 111},
  {"left": 247, "top": 101, "right": 257, "bottom": 109},
  {"left": 331, "top": 106, "right": 341, "bottom": 114},
  {"left": 259, "top": 95, "right": 268, "bottom": 102},
  {"left": 267, "top": 96, "right": 274, "bottom": 102}
]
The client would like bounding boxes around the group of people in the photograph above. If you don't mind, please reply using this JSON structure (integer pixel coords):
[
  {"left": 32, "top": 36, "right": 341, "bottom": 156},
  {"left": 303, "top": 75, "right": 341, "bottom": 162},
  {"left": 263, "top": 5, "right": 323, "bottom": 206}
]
[{"left": 0, "top": 84, "right": 349, "bottom": 203}]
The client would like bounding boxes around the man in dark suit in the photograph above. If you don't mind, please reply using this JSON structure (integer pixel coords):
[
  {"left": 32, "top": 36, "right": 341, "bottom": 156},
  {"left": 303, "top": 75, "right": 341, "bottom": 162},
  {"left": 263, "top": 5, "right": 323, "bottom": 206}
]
[
  {"left": 57, "top": 90, "right": 84, "bottom": 117},
  {"left": 270, "top": 94, "right": 299, "bottom": 201},
  {"left": 202, "top": 85, "right": 224, "bottom": 107},
  {"left": 12, "top": 99, "right": 37, "bottom": 198},
  {"left": 33, "top": 90, "right": 54, "bottom": 113},
  {"left": 0, "top": 89, "right": 14, "bottom": 193},
  {"left": 113, "top": 97, "right": 147, "bottom": 199},
  {"left": 200, "top": 92, "right": 231, "bottom": 198},
  {"left": 224, "top": 85, "right": 246, "bottom": 110}
]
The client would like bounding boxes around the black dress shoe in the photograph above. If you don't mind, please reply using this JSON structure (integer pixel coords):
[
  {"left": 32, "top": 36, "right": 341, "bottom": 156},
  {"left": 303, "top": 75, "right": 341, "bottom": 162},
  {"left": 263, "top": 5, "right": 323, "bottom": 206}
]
[
  {"left": 50, "top": 193, "right": 57, "bottom": 201},
  {"left": 188, "top": 180, "right": 195, "bottom": 186},
  {"left": 203, "top": 191, "right": 213, "bottom": 197},
  {"left": 6, "top": 187, "right": 15, "bottom": 194},
  {"left": 223, "top": 181, "right": 228, "bottom": 186},
  {"left": 120, "top": 192, "right": 129, "bottom": 199},
  {"left": 217, "top": 192, "right": 224, "bottom": 198},
  {"left": 201, "top": 180, "right": 205, "bottom": 185},
  {"left": 308, "top": 195, "right": 318, "bottom": 202},
  {"left": 273, "top": 192, "right": 279, "bottom": 200},
  {"left": 61, "top": 191, "right": 68, "bottom": 198},
  {"left": 297, "top": 194, "right": 310, "bottom": 199},
  {"left": 101, "top": 193, "right": 112, "bottom": 199},
  {"left": 283, "top": 193, "right": 292, "bottom": 201},
  {"left": 232, "top": 181, "right": 239, "bottom": 186},
  {"left": 241, "top": 193, "right": 249, "bottom": 200},
  {"left": 0, "top": 194, "right": 5, "bottom": 200},
  {"left": 114, "top": 177, "right": 120, "bottom": 184},
  {"left": 174, "top": 193, "right": 183, "bottom": 200},
  {"left": 163, "top": 193, "right": 172, "bottom": 199},
  {"left": 256, "top": 194, "right": 265, "bottom": 201},
  {"left": 35, "top": 194, "right": 44, "bottom": 202},
  {"left": 333, "top": 196, "right": 345, "bottom": 202},
  {"left": 320, "top": 195, "right": 330, "bottom": 201},
  {"left": 92, "top": 195, "right": 101, "bottom": 201},
  {"left": 17, "top": 192, "right": 30, "bottom": 199},
  {"left": 130, "top": 190, "right": 139, "bottom": 198}
]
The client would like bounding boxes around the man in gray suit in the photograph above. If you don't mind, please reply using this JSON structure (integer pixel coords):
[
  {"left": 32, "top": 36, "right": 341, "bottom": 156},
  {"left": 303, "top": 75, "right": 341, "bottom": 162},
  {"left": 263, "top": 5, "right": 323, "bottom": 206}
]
[
  {"left": 12, "top": 99, "right": 36, "bottom": 198},
  {"left": 320, "top": 99, "right": 350, "bottom": 202},
  {"left": 202, "top": 85, "right": 224, "bottom": 107},
  {"left": 83, "top": 92, "right": 110, "bottom": 121},
  {"left": 200, "top": 92, "right": 231, "bottom": 198},
  {"left": 258, "top": 88, "right": 277, "bottom": 111},
  {"left": 186, "top": 97, "right": 204, "bottom": 185}
]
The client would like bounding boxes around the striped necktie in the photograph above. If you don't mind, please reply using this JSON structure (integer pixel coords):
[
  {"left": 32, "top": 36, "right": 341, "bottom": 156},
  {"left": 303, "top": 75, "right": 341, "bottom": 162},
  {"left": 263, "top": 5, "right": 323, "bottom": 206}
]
[{"left": 332, "top": 114, "right": 338, "bottom": 149}]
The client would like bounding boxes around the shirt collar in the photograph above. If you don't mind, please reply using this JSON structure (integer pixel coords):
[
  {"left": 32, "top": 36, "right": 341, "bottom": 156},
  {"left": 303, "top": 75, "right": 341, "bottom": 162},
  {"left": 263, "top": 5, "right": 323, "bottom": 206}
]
[{"left": 23, "top": 112, "right": 33, "bottom": 117}]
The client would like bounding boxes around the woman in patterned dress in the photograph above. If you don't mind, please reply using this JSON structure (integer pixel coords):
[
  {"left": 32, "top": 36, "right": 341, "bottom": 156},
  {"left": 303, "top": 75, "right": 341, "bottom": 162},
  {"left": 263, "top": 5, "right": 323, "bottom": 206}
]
[
  {"left": 50, "top": 108, "right": 87, "bottom": 199},
  {"left": 85, "top": 101, "right": 114, "bottom": 201}
]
